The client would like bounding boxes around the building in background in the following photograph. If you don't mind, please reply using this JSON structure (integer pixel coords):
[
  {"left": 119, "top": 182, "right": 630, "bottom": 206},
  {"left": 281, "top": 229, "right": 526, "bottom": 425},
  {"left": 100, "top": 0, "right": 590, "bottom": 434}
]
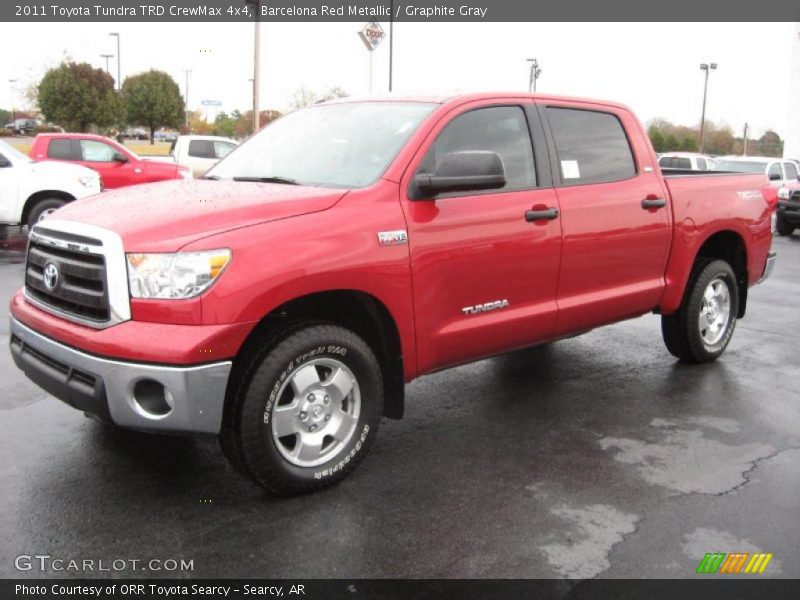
[{"left": 785, "top": 23, "right": 800, "bottom": 159}]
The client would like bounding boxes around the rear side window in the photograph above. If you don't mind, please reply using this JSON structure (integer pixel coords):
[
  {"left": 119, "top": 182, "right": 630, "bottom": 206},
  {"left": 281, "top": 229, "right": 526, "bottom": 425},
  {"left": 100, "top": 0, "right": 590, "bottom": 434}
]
[
  {"left": 784, "top": 162, "right": 798, "bottom": 180},
  {"left": 188, "top": 140, "right": 214, "bottom": 159},
  {"left": 659, "top": 156, "right": 691, "bottom": 169},
  {"left": 418, "top": 106, "right": 536, "bottom": 191},
  {"left": 546, "top": 107, "right": 636, "bottom": 184},
  {"left": 47, "top": 139, "right": 75, "bottom": 160}
]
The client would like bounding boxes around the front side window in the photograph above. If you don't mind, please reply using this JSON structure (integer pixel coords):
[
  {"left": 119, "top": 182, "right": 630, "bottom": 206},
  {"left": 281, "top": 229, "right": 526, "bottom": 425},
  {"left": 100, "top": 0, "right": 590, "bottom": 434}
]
[
  {"left": 48, "top": 139, "right": 75, "bottom": 160},
  {"left": 213, "top": 141, "right": 236, "bottom": 159},
  {"left": 417, "top": 106, "right": 536, "bottom": 191},
  {"left": 208, "top": 102, "right": 436, "bottom": 188},
  {"left": 768, "top": 163, "right": 783, "bottom": 180},
  {"left": 697, "top": 158, "right": 707, "bottom": 170},
  {"left": 80, "top": 140, "right": 117, "bottom": 162},
  {"left": 546, "top": 107, "right": 636, "bottom": 184}
]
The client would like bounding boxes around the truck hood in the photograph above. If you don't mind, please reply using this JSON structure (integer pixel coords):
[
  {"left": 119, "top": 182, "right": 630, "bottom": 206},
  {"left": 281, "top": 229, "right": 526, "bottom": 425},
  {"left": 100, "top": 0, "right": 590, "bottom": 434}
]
[
  {"left": 52, "top": 179, "right": 348, "bottom": 251},
  {"left": 29, "top": 159, "right": 98, "bottom": 180}
]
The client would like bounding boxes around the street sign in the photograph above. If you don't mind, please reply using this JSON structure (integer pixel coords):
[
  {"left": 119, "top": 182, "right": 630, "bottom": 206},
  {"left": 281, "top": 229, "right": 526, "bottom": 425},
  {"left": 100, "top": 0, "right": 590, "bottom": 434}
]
[
  {"left": 201, "top": 100, "right": 222, "bottom": 106},
  {"left": 358, "top": 21, "right": 385, "bottom": 52}
]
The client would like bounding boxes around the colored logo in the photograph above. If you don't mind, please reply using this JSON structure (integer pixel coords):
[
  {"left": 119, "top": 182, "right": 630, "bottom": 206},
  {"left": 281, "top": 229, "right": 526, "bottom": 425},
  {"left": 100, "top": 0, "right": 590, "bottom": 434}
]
[{"left": 696, "top": 552, "right": 773, "bottom": 574}]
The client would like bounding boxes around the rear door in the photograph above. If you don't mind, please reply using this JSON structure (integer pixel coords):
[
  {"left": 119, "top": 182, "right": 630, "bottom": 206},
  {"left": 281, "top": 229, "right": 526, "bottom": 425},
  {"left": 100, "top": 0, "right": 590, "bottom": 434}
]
[
  {"left": 540, "top": 102, "right": 672, "bottom": 335},
  {"left": 186, "top": 139, "right": 217, "bottom": 177},
  {"left": 401, "top": 100, "right": 562, "bottom": 373}
]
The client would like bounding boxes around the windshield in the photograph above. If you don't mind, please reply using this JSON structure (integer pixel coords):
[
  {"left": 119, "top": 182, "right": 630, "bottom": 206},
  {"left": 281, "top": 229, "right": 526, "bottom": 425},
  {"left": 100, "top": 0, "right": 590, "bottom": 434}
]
[
  {"left": 0, "top": 139, "right": 32, "bottom": 164},
  {"left": 208, "top": 102, "right": 437, "bottom": 188},
  {"left": 714, "top": 160, "right": 766, "bottom": 173}
]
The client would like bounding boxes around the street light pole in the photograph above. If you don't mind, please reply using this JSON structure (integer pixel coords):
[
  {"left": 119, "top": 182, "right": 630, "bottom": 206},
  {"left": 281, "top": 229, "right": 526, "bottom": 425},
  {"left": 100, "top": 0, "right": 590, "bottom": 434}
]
[
  {"left": 389, "top": 0, "right": 394, "bottom": 92},
  {"left": 100, "top": 54, "right": 113, "bottom": 74},
  {"left": 244, "top": 0, "right": 261, "bottom": 134},
  {"left": 109, "top": 32, "right": 121, "bottom": 90},
  {"left": 527, "top": 58, "right": 541, "bottom": 93},
  {"left": 698, "top": 62, "right": 717, "bottom": 154},
  {"left": 8, "top": 79, "right": 18, "bottom": 127}
]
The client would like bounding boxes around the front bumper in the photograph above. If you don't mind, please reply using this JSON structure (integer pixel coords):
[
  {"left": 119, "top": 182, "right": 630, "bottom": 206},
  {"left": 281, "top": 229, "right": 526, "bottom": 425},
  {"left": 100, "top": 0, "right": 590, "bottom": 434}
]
[
  {"left": 777, "top": 200, "right": 800, "bottom": 224},
  {"left": 9, "top": 318, "right": 231, "bottom": 434}
]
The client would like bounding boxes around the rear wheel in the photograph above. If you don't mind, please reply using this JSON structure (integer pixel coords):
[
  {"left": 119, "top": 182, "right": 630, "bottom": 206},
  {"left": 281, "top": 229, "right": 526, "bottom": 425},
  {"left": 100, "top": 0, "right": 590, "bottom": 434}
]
[
  {"left": 776, "top": 215, "right": 795, "bottom": 236},
  {"left": 220, "top": 323, "right": 383, "bottom": 495},
  {"left": 661, "top": 259, "right": 739, "bottom": 363},
  {"left": 26, "top": 198, "right": 66, "bottom": 230}
]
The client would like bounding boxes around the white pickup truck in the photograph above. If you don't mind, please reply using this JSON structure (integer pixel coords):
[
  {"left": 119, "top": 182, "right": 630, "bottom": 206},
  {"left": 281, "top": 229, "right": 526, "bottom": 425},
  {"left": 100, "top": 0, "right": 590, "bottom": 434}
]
[
  {"left": 0, "top": 139, "right": 101, "bottom": 228},
  {"left": 147, "top": 135, "right": 238, "bottom": 178}
]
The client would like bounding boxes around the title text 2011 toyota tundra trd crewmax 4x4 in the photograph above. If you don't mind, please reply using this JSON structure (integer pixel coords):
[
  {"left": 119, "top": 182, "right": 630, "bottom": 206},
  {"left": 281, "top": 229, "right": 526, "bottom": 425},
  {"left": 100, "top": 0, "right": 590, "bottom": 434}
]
[{"left": 9, "top": 93, "right": 776, "bottom": 495}]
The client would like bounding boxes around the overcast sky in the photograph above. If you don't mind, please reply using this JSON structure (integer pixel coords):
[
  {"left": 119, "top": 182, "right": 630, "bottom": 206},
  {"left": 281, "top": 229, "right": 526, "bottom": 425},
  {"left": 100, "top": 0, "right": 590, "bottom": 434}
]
[{"left": 0, "top": 21, "right": 795, "bottom": 137}]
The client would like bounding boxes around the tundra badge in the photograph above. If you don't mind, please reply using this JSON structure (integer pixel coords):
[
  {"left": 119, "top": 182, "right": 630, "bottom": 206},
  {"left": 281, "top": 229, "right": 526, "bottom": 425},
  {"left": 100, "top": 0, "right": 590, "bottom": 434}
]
[
  {"left": 462, "top": 299, "right": 510, "bottom": 316},
  {"left": 377, "top": 230, "right": 408, "bottom": 246}
]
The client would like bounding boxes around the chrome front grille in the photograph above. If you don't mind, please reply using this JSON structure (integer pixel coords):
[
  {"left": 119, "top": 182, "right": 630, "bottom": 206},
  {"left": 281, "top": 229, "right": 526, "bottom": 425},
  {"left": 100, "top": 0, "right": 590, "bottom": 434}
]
[
  {"left": 26, "top": 238, "right": 110, "bottom": 323},
  {"left": 25, "top": 221, "right": 131, "bottom": 329}
]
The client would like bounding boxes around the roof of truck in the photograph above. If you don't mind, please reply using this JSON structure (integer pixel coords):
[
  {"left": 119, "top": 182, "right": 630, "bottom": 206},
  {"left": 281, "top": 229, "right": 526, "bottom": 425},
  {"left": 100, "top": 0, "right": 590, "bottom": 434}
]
[{"left": 323, "top": 91, "right": 632, "bottom": 111}]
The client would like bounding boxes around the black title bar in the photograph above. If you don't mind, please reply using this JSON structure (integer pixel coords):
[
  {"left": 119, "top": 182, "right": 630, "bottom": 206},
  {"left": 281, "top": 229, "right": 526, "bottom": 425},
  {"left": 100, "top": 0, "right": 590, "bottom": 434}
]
[{"left": 3, "top": 0, "right": 800, "bottom": 22}]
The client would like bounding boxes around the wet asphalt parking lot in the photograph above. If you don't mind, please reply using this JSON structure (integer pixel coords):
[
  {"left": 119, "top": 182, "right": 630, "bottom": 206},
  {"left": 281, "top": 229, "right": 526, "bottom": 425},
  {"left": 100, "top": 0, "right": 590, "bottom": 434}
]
[{"left": 0, "top": 225, "right": 798, "bottom": 580}]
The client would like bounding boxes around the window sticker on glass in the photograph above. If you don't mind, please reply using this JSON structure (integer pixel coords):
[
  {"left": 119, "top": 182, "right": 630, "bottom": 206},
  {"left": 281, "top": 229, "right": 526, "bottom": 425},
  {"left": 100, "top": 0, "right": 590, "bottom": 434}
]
[{"left": 561, "top": 160, "right": 580, "bottom": 179}]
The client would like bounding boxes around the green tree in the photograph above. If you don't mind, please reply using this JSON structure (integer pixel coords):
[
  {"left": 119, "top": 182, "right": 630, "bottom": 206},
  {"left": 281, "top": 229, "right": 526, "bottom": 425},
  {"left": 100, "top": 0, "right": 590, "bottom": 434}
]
[
  {"left": 38, "top": 62, "right": 120, "bottom": 132},
  {"left": 122, "top": 70, "right": 185, "bottom": 144},
  {"left": 756, "top": 131, "right": 783, "bottom": 157},
  {"left": 680, "top": 135, "right": 698, "bottom": 152},
  {"left": 648, "top": 126, "right": 665, "bottom": 153},
  {"left": 0, "top": 109, "right": 11, "bottom": 125},
  {"left": 663, "top": 134, "right": 680, "bottom": 152}
]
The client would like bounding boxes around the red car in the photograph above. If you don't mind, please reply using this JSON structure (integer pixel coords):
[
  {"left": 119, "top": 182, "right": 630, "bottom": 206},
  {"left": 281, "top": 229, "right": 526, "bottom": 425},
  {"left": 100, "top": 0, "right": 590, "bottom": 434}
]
[
  {"left": 29, "top": 133, "right": 191, "bottom": 189},
  {"left": 10, "top": 93, "right": 776, "bottom": 495}
]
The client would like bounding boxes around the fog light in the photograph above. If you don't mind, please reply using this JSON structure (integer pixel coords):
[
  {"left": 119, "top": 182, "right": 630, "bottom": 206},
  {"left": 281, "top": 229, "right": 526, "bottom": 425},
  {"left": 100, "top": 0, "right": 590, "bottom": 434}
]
[{"left": 132, "top": 379, "right": 173, "bottom": 417}]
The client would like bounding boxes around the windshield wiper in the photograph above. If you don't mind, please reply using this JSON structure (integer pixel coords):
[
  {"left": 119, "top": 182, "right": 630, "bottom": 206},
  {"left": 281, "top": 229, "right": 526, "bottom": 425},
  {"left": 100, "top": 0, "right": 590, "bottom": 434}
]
[
  {"left": 202, "top": 174, "right": 221, "bottom": 180},
  {"left": 232, "top": 176, "right": 300, "bottom": 185}
]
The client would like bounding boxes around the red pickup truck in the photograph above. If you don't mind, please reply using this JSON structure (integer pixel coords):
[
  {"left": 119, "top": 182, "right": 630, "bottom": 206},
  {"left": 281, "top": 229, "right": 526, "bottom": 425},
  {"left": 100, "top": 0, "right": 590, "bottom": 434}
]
[
  {"left": 9, "top": 93, "right": 776, "bottom": 495},
  {"left": 29, "top": 133, "right": 191, "bottom": 189}
]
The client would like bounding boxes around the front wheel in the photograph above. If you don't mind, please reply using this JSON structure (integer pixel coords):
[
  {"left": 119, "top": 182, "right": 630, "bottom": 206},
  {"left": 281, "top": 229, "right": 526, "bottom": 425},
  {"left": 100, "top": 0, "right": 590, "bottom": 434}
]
[
  {"left": 221, "top": 323, "right": 383, "bottom": 495},
  {"left": 776, "top": 215, "right": 795, "bottom": 237},
  {"left": 661, "top": 259, "right": 739, "bottom": 363},
  {"left": 26, "top": 198, "right": 66, "bottom": 230}
]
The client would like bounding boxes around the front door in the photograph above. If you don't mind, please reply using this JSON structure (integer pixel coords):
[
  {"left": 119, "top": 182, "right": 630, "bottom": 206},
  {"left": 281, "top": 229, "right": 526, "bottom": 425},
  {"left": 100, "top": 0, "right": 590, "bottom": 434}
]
[
  {"left": 78, "top": 139, "right": 135, "bottom": 189},
  {"left": 401, "top": 101, "right": 562, "bottom": 373}
]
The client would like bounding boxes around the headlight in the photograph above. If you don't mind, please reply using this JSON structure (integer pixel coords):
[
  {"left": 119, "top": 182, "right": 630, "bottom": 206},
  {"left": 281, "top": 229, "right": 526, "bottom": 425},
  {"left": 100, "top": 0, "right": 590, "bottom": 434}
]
[
  {"left": 179, "top": 168, "right": 193, "bottom": 180},
  {"left": 777, "top": 187, "right": 790, "bottom": 200},
  {"left": 78, "top": 174, "right": 99, "bottom": 188},
  {"left": 127, "top": 249, "right": 231, "bottom": 299}
]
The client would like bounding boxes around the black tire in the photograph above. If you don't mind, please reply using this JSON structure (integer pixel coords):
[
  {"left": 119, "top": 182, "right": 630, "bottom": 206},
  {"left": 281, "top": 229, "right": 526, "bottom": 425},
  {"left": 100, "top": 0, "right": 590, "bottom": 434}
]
[
  {"left": 221, "top": 323, "right": 383, "bottom": 495},
  {"left": 776, "top": 215, "right": 795, "bottom": 237},
  {"left": 27, "top": 198, "right": 67, "bottom": 230},
  {"left": 661, "top": 258, "right": 739, "bottom": 363}
]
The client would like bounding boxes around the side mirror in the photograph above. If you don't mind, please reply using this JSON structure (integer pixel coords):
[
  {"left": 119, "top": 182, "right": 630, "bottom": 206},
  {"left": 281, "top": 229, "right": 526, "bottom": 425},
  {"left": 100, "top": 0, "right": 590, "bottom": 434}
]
[
  {"left": 0, "top": 156, "right": 11, "bottom": 168},
  {"left": 112, "top": 152, "right": 128, "bottom": 163},
  {"left": 412, "top": 151, "right": 506, "bottom": 199},
  {"left": 769, "top": 172, "right": 782, "bottom": 181}
]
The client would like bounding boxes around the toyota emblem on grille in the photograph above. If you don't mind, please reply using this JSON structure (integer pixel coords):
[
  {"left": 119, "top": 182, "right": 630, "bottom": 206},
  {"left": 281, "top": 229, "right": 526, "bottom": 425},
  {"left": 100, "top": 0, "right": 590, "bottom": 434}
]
[{"left": 43, "top": 262, "right": 60, "bottom": 291}]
